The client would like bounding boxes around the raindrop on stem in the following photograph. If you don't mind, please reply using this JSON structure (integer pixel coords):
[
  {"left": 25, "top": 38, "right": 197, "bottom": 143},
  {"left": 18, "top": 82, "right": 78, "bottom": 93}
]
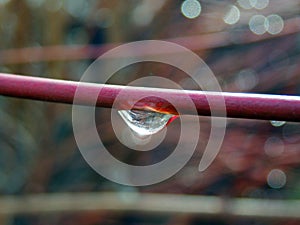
[
  {"left": 270, "top": 120, "right": 286, "bottom": 127},
  {"left": 118, "top": 110, "right": 177, "bottom": 136}
]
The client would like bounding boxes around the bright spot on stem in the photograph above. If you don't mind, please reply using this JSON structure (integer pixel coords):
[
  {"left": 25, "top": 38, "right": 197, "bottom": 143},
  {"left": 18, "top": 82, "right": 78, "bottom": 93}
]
[
  {"left": 266, "top": 14, "right": 284, "bottom": 35},
  {"left": 118, "top": 110, "right": 174, "bottom": 136},
  {"left": 249, "top": 15, "right": 267, "bottom": 35},
  {"left": 223, "top": 5, "right": 240, "bottom": 25},
  {"left": 267, "top": 169, "right": 286, "bottom": 189},
  {"left": 181, "top": 0, "right": 202, "bottom": 19}
]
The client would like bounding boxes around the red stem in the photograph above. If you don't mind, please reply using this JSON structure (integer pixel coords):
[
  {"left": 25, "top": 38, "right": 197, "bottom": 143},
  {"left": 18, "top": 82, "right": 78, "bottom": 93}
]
[{"left": 0, "top": 73, "right": 300, "bottom": 121}]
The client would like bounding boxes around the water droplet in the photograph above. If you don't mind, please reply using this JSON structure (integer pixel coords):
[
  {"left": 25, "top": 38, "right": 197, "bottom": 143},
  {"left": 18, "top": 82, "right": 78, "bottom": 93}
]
[
  {"left": 118, "top": 110, "right": 175, "bottom": 136},
  {"left": 270, "top": 120, "right": 286, "bottom": 127}
]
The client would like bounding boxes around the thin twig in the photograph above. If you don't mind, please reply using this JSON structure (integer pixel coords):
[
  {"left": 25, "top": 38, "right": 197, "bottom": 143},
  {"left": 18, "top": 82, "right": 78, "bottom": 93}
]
[{"left": 1, "top": 73, "right": 300, "bottom": 121}]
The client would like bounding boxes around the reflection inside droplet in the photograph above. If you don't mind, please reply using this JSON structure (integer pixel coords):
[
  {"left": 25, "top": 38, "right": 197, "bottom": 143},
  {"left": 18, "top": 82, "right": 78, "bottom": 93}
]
[
  {"left": 121, "top": 127, "right": 152, "bottom": 146},
  {"left": 118, "top": 110, "right": 175, "bottom": 136},
  {"left": 270, "top": 120, "right": 286, "bottom": 127},
  {"left": 132, "top": 0, "right": 165, "bottom": 26}
]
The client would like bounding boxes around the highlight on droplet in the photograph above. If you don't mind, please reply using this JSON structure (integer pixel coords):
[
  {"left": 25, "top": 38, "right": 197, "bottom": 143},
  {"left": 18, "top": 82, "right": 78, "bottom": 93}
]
[
  {"left": 118, "top": 110, "right": 175, "bottom": 136},
  {"left": 270, "top": 120, "right": 286, "bottom": 127}
]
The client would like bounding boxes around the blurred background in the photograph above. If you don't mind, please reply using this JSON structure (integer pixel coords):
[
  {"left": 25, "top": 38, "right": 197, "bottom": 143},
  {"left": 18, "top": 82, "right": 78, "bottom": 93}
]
[{"left": 1, "top": 0, "right": 300, "bottom": 224}]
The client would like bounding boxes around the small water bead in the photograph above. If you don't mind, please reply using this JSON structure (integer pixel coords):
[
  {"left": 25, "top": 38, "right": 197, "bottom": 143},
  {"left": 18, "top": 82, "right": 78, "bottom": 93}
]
[
  {"left": 270, "top": 120, "right": 286, "bottom": 127},
  {"left": 118, "top": 110, "right": 175, "bottom": 136}
]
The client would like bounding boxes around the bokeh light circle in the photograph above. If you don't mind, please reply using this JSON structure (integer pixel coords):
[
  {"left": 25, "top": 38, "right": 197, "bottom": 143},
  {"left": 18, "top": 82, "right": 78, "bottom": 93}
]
[
  {"left": 267, "top": 169, "right": 287, "bottom": 189},
  {"left": 223, "top": 5, "right": 240, "bottom": 25},
  {"left": 181, "top": 0, "right": 201, "bottom": 19},
  {"left": 266, "top": 14, "right": 284, "bottom": 35},
  {"left": 249, "top": 15, "right": 267, "bottom": 35}
]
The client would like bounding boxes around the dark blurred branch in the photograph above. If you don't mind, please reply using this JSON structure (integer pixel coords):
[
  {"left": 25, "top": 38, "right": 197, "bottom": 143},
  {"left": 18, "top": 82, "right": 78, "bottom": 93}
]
[
  {"left": 0, "top": 17, "right": 299, "bottom": 65},
  {"left": 0, "top": 192, "right": 299, "bottom": 220}
]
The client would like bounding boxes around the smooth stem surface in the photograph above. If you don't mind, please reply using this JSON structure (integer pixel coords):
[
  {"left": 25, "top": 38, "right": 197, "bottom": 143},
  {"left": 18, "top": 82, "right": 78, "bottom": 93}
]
[{"left": 1, "top": 73, "right": 300, "bottom": 121}]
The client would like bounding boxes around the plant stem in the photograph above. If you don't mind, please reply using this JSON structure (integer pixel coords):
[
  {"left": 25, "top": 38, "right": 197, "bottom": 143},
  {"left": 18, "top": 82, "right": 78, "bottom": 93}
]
[{"left": 1, "top": 73, "right": 300, "bottom": 121}]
